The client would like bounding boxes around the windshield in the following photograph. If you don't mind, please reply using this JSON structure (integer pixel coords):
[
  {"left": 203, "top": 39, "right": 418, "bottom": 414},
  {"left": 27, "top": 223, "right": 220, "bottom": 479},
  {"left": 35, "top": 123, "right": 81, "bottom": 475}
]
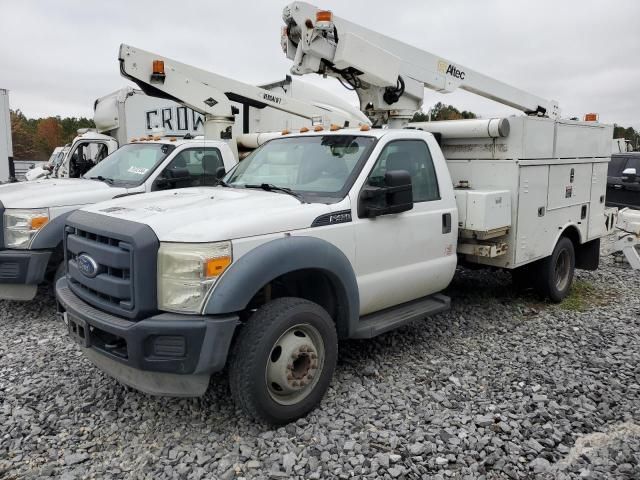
[
  {"left": 83, "top": 143, "right": 175, "bottom": 185},
  {"left": 226, "top": 135, "right": 375, "bottom": 200},
  {"left": 47, "top": 150, "right": 60, "bottom": 163}
]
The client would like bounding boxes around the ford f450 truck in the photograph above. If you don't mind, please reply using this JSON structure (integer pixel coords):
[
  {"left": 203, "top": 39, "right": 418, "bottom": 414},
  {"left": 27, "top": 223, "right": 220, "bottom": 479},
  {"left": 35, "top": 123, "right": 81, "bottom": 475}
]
[
  {"left": 58, "top": 119, "right": 613, "bottom": 424},
  {"left": 57, "top": 3, "right": 616, "bottom": 423}
]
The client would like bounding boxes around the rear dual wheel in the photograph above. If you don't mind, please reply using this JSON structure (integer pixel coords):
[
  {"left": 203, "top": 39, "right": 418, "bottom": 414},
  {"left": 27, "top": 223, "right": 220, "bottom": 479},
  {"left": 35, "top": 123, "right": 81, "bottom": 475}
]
[
  {"left": 229, "top": 297, "right": 338, "bottom": 425},
  {"left": 511, "top": 236, "right": 575, "bottom": 302}
]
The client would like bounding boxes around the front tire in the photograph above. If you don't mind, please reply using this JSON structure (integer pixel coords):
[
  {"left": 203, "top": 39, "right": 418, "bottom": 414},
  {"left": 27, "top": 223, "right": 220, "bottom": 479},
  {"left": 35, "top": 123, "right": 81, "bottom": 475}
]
[
  {"left": 228, "top": 297, "right": 338, "bottom": 425},
  {"left": 535, "top": 236, "right": 575, "bottom": 302}
]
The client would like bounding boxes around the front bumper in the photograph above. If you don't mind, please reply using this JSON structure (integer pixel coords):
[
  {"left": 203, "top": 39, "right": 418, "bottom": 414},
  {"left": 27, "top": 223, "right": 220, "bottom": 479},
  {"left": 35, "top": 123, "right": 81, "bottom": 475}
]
[
  {"left": 56, "top": 277, "right": 239, "bottom": 396},
  {"left": 0, "top": 249, "right": 51, "bottom": 300}
]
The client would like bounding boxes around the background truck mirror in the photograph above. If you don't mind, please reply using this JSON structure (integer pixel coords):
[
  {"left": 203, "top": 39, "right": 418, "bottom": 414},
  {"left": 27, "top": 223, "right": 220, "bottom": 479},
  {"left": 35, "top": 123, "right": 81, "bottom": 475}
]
[{"left": 622, "top": 167, "right": 637, "bottom": 182}]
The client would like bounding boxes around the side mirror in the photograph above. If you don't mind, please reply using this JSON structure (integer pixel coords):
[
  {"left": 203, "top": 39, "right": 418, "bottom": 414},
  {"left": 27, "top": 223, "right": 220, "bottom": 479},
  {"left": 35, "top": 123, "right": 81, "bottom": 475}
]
[
  {"left": 359, "top": 170, "right": 413, "bottom": 218},
  {"left": 622, "top": 167, "right": 637, "bottom": 182},
  {"left": 215, "top": 166, "right": 226, "bottom": 180}
]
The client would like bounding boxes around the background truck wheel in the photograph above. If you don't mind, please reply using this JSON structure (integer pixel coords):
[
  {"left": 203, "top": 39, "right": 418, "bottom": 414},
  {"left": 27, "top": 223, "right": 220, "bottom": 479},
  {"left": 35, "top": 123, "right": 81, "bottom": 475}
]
[
  {"left": 229, "top": 297, "right": 338, "bottom": 425},
  {"left": 535, "top": 236, "right": 575, "bottom": 302}
]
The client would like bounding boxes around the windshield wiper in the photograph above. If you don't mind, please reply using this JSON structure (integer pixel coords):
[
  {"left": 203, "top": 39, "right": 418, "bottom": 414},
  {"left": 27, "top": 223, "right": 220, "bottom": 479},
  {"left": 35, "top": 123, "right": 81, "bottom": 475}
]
[
  {"left": 216, "top": 178, "right": 230, "bottom": 187},
  {"left": 88, "top": 175, "right": 114, "bottom": 185},
  {"left": 244, "top": 183, "right": 306, "bottom": 204}
]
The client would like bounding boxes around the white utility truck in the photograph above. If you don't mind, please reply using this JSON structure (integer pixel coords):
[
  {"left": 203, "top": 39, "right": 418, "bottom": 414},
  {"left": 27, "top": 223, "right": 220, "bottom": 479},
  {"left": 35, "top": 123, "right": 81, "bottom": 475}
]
[
  {"left": 58, "top": 4, "right": 614, "bottom": 424},
  {"left": 0, "top": 57, "right": 368, "bottom": 301},
  {"left": 0, "top": 89, "right": 13, "bottom": 182}
]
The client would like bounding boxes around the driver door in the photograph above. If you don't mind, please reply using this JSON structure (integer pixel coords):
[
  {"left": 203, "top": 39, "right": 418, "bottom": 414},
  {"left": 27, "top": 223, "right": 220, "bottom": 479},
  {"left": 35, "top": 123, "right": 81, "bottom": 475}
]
[{"left": 353, "top": 139, "right": 455, "bottom": 315}]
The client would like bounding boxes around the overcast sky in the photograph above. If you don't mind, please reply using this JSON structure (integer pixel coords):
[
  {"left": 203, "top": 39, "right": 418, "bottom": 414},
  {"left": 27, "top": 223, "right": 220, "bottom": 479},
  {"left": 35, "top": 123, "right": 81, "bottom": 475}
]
[{"left": 1, "top": 0, "right": 639, "bottom": 129}]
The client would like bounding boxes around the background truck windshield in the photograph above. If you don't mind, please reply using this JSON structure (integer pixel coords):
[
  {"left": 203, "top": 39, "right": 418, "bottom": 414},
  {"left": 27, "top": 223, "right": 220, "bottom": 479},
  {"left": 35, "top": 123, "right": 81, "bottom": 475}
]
[
  {"left": 226, "top": 135, "right": 374, "bottom": 198},
  {"left": 83, "top": 143, "right": 175, "bottom": 185}
]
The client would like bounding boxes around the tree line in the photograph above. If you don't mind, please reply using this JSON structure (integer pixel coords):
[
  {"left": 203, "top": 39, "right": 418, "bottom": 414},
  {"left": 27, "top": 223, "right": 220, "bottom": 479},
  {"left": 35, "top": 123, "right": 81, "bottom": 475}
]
[{"left": 10, "top": 110, "right": 94, "bottom": 160}]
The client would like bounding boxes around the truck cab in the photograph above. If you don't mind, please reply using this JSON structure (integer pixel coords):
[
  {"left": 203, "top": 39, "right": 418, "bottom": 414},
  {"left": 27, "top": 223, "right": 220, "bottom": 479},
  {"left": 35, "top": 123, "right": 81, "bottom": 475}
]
[
  {"left": 25, "top": 131, "right": 119, "bottom": 181},
  {"left": 0, "top": 138, "right": 236, "bottom": 301}
]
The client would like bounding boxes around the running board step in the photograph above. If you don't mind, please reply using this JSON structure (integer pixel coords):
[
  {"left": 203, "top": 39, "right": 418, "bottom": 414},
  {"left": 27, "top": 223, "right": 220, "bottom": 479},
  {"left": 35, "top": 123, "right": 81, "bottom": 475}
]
[{"left": 351, "top": 293, "right": 450, "bottom": 339}]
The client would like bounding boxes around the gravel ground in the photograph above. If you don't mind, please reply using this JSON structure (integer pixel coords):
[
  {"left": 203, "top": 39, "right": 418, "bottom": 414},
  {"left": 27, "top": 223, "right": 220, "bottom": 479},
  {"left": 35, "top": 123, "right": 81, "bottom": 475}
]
[{"left": 1, "top": 253, "right": 639, "bottom": 479}]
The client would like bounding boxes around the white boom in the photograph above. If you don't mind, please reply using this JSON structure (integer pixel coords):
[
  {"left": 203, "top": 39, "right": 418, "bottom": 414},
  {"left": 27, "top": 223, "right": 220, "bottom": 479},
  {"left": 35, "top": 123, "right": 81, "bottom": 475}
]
[
  {"left": 281, "top": 2, "right": 560, "bottom": 127},
  {"left": 118, "top": 44, "right": 368, "bottom": 145}
]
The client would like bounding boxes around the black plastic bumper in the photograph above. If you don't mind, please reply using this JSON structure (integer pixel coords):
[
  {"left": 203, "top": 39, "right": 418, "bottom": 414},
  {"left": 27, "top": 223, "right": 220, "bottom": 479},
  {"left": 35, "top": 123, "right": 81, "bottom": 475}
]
[
  {"left": 56, "top": 277, "right": 239, "bottom": 396},
  {"left": 0, "top": 249, "right": 51, "bottom": 284}
]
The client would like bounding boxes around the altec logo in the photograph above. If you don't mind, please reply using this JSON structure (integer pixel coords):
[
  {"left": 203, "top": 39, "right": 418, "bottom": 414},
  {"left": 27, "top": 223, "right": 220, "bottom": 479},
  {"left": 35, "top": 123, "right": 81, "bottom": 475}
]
[{"left": 438, "top": 60, "right": 466, "bottom": 80}]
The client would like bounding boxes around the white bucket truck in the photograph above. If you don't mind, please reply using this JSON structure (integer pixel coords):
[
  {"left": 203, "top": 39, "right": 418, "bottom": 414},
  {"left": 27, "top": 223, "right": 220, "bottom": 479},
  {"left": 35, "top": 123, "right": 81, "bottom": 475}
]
[
  {"left": 57, "top": 4, "right": 615, "bottom": 424},
  {"left": 0, "top": 53, "right": 368, "bottom": 301}
]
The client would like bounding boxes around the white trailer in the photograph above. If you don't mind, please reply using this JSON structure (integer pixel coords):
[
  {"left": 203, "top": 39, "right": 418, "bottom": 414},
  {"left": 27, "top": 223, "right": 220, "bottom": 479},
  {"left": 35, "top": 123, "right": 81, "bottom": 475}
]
[{"left": 0, "top": 89, "right": 13, "bottom": 182}]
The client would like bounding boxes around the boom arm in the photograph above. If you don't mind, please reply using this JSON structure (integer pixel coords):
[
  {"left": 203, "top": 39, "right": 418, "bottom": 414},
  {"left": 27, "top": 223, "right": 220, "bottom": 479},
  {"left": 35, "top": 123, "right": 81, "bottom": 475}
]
[
  {"left": 118, "top": 44, "right": 368, "bottom": 142},
  {"left": 281, "top": 2, "right": 560, "bottom": 126}
]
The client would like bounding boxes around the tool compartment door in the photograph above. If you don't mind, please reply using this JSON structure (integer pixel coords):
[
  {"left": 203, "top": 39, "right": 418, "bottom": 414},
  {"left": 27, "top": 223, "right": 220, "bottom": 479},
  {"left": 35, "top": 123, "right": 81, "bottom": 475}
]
[
  {"left": 547, "top": 163, "right": 592, "bottom": 210},
  {"left": 588, "top": 162, "right": 608, "bottom": 240},
  {"left": 516, "top": 165, "right": 549, "bottom": 264}
]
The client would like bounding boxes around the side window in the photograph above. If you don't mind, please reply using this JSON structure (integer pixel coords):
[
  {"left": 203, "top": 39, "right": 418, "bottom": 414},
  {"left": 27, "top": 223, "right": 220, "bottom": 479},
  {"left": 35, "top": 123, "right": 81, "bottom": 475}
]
[
  {"left": 367, "top": 140, "right": 440, "bottom": 202},
  {"left": 156, "top": 147, "right": 223, "bottom": 190}
]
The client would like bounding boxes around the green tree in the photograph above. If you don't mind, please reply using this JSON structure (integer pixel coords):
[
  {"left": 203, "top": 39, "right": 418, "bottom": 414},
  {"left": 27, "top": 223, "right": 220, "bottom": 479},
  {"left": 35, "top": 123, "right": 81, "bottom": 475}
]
[
  {"left": 411, "top": 102, "right": 478, "bottom": 122},
  {"left": 10, "top": 110, "right": 39, "bottom": 160},
  {"left": 10, "top": 110, "right": 95, "bottom": 160}
]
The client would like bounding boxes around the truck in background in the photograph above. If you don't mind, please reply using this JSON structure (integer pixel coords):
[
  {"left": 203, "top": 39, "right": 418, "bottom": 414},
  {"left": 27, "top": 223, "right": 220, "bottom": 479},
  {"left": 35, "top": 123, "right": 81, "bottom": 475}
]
[{"left": 0, "top": 89, "right": 14, "bottom": 182}]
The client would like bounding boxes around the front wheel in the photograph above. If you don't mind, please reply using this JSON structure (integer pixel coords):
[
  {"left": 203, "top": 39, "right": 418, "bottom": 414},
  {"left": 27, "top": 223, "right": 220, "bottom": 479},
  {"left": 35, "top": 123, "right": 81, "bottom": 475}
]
[
  {"left": 535, "top": 236, "right": 575, "bottom": 302},
  {"left": 228, "top": 297, "right": 338, "bottom": 425}
]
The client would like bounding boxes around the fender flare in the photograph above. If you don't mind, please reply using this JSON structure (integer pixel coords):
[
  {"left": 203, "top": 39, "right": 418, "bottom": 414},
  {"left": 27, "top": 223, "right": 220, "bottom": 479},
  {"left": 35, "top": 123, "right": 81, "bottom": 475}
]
[{"left": 204, "top": 236, "right": 360, "bottom": 338}]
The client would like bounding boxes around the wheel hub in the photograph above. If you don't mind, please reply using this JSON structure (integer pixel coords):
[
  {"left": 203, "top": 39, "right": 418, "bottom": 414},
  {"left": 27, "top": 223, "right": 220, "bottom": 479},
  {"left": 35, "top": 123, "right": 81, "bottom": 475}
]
[{"left": 265, "top": 324, "right": 324, "bottom": 405}]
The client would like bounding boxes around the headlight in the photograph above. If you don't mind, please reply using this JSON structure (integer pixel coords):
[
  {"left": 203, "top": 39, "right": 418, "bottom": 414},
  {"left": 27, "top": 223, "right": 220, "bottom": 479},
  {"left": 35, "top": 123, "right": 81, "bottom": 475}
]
[
  {"left": 157, "top": 241, "right": 232, "bottom": 313},
  {"left": 4, "top": 208, "right": 50, "bottom": 249}
]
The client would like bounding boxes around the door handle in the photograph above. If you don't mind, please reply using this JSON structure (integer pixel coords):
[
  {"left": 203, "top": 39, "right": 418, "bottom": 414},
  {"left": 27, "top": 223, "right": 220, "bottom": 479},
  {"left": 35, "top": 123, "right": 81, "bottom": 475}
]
[
  {"left": 613, "top": 184, "right": 623, "bottom": 189},
  {"left": 442, "top": 213, "right": 452, "bottom": 234}
]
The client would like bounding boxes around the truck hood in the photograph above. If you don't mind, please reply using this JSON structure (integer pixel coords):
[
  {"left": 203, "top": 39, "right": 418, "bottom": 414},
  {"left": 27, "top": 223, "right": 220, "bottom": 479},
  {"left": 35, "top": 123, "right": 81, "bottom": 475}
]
[
  {"left": 82, "top": 187, "right": 333, "bottom": 242},
  {"left": 0, "top": 179, "right": 127, "bottom": 209}
]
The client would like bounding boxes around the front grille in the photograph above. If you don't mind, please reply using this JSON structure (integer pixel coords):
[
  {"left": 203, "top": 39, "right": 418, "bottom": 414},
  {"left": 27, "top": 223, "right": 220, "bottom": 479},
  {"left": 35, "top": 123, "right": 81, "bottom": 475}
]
[
  {"left": 63, "top": 210, "right": 160, "bottom": 320},
  {"left": 66, "top": 227, "right": 134, "bottom": 311}
]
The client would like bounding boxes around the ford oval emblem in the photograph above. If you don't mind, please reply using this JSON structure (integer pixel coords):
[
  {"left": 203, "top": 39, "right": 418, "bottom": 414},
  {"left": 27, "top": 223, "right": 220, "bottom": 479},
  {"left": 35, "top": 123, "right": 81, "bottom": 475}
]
[{"left": 77, "top": 254, "right": 99, "bottom": 278}]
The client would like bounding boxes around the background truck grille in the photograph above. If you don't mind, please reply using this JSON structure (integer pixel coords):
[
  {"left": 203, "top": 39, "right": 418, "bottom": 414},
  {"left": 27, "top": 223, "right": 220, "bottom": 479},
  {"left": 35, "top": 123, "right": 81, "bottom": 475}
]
[{"left": 63, "top": 210, "right": 160, "bottom": 320}]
